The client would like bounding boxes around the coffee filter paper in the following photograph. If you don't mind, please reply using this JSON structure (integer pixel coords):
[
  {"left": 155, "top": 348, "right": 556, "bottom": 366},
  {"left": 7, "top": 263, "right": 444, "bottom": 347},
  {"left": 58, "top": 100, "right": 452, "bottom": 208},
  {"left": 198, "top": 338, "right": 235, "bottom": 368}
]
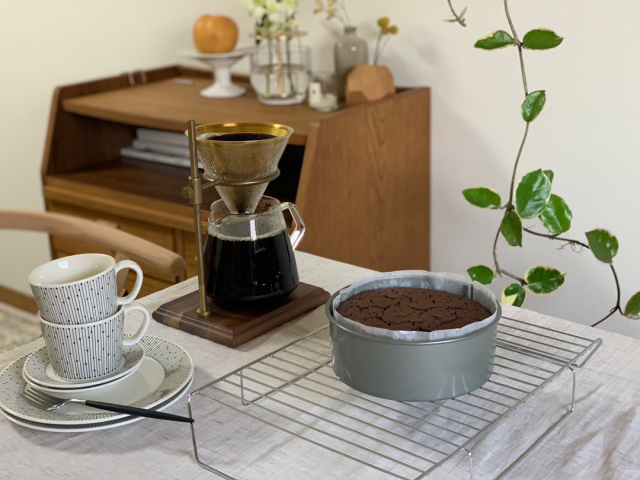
[{"left": 331, "top": 271, "right": 499, "bottom": 342}]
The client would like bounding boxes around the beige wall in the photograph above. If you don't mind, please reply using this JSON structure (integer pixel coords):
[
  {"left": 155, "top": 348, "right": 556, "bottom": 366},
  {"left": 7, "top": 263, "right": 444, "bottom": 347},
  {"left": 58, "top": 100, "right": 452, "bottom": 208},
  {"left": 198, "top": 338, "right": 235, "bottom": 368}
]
[{"left": 1, "top": 1, "right": 639, "bottom": 337}]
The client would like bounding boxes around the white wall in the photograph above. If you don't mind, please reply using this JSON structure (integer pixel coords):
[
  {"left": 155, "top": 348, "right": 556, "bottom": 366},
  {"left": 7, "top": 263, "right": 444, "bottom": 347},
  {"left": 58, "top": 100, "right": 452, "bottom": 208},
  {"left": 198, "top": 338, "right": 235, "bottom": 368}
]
[{"left": 1, "top": 1, "right": 639, "bottom": 336}]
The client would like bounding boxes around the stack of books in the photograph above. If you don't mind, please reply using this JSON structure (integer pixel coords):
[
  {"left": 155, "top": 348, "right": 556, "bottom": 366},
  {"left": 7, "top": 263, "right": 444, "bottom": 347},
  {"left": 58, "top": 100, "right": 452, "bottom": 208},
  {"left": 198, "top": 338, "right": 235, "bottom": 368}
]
[{"left": 120, "top": 128, "right": 201, "bottom": 168}]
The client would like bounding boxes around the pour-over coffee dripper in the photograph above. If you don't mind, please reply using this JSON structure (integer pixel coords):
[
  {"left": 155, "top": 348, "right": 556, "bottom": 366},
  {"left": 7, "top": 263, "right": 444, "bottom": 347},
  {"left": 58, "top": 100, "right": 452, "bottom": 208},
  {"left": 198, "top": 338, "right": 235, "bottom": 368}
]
[
  {"left": 194, "top": 123, "right": 293, "bottom": 214},
  {"left": 182, "top": 121, "right": 295, "bottom": 316}
]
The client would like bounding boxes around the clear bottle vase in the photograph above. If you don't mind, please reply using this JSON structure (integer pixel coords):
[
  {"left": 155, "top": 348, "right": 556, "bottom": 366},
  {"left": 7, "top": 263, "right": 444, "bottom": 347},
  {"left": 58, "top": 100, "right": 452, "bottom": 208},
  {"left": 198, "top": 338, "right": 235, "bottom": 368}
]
[{"left": 334, "top": 26, "right": 368, "bottom": 100}]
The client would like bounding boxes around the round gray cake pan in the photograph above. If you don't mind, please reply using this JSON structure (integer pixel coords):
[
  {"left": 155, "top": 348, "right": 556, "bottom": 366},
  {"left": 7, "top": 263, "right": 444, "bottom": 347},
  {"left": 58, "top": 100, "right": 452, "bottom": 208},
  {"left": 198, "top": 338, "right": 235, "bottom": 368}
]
[{"left": 326, "top": 291, "right": 501, "bottom": 402}]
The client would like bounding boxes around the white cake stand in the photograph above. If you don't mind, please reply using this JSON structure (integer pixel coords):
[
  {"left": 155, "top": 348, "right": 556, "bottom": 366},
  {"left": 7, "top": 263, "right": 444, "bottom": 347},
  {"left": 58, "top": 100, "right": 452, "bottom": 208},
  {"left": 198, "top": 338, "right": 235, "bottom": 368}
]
[{"left": 181, "top": 47, "right": 253, "bottom": 98}]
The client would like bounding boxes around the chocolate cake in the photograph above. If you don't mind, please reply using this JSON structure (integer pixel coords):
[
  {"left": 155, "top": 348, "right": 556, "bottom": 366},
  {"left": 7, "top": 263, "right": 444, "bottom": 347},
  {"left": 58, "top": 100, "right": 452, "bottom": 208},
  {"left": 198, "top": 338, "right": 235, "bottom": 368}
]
[{"left": 336, "top": 288, "right": 491, "bottom": 332}]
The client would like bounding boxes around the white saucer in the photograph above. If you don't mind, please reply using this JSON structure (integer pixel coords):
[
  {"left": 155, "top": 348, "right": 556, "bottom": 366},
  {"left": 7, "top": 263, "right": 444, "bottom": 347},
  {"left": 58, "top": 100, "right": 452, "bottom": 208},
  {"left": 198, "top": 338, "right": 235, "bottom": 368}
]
[
  {"left": 25, "top": 355, "right": 165, "bottom": 404},
  {"left": 0, "top": 336, "right": 193, "bottom": 425},
  {"left": 0, "top": 377, "right": 193, "bottom": 432},
  {"left": 23, "top": 343, "right": 144, "bottom": 389}
]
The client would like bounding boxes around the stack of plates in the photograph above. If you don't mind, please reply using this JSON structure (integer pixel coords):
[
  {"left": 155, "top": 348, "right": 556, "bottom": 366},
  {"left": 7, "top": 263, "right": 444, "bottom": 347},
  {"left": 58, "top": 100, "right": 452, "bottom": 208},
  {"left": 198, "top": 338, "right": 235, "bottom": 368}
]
[{"left": 0, "top": 336, "right": 193, "bottom": 432}]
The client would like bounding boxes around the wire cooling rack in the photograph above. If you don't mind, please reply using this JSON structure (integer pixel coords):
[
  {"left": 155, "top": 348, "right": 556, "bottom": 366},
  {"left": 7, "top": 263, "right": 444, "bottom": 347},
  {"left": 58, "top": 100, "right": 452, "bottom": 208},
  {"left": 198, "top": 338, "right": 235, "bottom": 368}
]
[{"left": 187, "top": 315, "right": 602, "bottom": 479}]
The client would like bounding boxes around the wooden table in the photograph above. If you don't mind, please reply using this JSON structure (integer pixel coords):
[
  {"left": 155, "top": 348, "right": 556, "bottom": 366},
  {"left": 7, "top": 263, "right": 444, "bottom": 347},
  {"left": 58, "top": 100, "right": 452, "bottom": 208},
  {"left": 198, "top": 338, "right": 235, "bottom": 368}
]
[{"left": 1, "top": 252, "right": 639, "bottom": 479}]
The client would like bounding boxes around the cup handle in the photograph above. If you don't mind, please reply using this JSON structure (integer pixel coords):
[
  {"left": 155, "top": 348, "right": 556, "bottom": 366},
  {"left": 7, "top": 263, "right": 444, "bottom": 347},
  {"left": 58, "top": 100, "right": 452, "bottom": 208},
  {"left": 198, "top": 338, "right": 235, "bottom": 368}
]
[
  {"left": 121, "top": 302, "right": 150, "bottom": 346},
  {"left": 114, "top": 260, "right": 144, "bottom": 306},
  {"left": 280, "top": 202, "right": 306, "bottom": 250}
]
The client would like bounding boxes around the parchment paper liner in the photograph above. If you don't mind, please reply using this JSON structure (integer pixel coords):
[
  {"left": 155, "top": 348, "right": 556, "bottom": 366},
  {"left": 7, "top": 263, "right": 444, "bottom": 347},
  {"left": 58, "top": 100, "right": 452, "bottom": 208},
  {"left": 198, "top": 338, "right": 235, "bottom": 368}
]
[{"left": 331, "top": 271, "right": 499, "bottom": 342}]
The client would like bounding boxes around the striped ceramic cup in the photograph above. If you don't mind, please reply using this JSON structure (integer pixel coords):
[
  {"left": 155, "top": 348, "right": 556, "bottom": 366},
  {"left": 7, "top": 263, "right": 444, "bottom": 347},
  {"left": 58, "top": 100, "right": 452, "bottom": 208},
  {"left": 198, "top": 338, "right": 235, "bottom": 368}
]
[
  {"left": 40, "top": 302, "right": 150, "bottom": 381},
  {"left": 29, "top": 254, "right": 143, "bottom": 325}
]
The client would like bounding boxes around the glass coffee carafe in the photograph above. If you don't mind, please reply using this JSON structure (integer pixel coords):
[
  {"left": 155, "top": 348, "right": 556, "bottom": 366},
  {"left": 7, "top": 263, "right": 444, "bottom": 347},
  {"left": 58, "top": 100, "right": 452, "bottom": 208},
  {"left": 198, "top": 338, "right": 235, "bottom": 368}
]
[{"left": 204, "top": 196, "right": 305, "bottom": 306}]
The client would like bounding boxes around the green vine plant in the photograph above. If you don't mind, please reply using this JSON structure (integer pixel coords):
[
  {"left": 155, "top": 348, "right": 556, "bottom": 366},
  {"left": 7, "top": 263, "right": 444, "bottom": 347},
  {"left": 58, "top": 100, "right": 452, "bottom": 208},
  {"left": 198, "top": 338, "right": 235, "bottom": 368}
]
[{"left": 446, "top": 0, "right": 640, "bottom": 327}]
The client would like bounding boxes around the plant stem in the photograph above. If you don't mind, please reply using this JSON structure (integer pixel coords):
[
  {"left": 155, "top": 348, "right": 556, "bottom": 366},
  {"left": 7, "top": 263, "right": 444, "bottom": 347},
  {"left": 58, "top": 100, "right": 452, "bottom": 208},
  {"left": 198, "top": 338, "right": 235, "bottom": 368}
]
[
  {"left": 267, "top": 38, "right": 273, "bottom": 95},
  {"left": 506, "top": 123, "right": 530, "bottom": 208},
  {"left": 493, "top": 214, "right": 527, "bottom": 285},
  {"left": 373, "top": 33, "right": 382, "bottom": 65},
  {"left": 338, "top": 0, "right": 352, "bottom": 26},
  {"left": 523, "top": 228, "right": 589, "bottom": 249},
  {"left": 503, "top": 0, "right": 528, "bottom": 96},
  {"left": 523, "top": 227, "right": 623, "bottom": 327},
  {"left": 285, "top": 37, "right": 296, "bottom": 95},
  {"left": 378, "top": 35, "right": 392, "bottom": 64},
  {"left": 447, "top": 0, "right": 466, "bottom": 27},
  {"left": 489, "top": 0, "right": 532, "bottom": 289}
]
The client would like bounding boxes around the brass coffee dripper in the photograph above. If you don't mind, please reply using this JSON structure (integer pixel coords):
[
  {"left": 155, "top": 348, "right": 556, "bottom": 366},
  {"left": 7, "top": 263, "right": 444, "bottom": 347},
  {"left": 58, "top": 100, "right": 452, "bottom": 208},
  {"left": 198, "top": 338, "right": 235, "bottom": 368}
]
[{"left": 182, "top": 121, "right": 293, "bottom": 317}]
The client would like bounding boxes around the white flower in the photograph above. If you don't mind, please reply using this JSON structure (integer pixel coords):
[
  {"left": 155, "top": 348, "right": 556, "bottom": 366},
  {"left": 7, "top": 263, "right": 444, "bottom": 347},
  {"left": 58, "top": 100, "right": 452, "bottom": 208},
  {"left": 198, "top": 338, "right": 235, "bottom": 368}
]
[{"left": 242, "top": 0, "right": 299, "bottom": 36}]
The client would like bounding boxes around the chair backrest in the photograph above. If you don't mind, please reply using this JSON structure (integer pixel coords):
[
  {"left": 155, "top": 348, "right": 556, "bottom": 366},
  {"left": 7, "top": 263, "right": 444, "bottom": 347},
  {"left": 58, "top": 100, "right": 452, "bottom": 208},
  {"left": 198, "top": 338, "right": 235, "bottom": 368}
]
[{"left": 0, "top": 210, "right": 186, "bottom": 277}]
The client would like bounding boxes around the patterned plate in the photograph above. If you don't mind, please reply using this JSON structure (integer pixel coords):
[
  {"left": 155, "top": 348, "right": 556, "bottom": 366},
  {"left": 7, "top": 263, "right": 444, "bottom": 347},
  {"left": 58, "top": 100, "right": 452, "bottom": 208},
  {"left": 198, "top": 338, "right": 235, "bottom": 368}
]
[
  {"left": 0, "top": 377, "right": 193, "bottom": 432},
  {"left": 23, "top": 342, "right": 144, "bottom": 389},
  {"left": 0, "top": 336, "right": 193, "bottom": 425}
]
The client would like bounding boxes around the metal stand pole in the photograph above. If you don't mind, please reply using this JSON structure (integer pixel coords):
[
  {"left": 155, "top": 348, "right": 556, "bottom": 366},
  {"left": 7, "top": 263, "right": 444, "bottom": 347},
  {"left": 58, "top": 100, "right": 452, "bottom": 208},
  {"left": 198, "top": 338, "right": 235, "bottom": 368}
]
[{"left": 183, "top": 120, "right": 211, "bottom": 317}]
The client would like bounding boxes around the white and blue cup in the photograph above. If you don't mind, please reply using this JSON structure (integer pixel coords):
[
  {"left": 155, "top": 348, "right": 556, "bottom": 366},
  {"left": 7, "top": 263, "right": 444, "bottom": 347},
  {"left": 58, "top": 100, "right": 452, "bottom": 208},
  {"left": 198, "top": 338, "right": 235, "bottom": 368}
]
[
  {"left": 40, "top": 302, "right": 150, "bottom": 380},
  {"left": 29, "top": 254, "right": 143, "bottom": 325}
]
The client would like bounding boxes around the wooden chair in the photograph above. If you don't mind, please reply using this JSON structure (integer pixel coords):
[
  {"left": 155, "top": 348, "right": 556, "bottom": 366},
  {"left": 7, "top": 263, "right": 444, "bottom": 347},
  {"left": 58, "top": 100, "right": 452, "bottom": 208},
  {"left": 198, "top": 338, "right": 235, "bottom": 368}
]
[{"left": 0, "top": 210, "right": 186, "bottom": 309}]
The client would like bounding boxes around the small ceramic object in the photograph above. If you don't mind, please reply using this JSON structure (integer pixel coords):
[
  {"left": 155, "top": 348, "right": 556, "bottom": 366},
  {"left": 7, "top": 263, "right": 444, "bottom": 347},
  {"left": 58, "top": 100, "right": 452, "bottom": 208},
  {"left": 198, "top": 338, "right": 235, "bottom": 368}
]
[
  {"left": 0, "top": 336, "right": 194, "bottom": 426},
  {"left": 29, "top": 253, "right": 143, "bottom": 325},
  {"left": 345, "top": 65, "right": 396, "bottom": 106},
  {"left": 308, "top": 72, "right": 338, "bottom": 112},
  {"left": 39, "top": 302, "right": 150, "bottom": 381}
]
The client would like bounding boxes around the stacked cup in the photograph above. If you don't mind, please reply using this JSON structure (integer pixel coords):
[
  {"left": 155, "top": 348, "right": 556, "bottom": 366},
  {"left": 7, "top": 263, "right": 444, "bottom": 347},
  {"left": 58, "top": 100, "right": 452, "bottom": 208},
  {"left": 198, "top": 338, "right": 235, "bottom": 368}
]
[{"left": 29, "top": 254, "right": 150, "bottom": 381}]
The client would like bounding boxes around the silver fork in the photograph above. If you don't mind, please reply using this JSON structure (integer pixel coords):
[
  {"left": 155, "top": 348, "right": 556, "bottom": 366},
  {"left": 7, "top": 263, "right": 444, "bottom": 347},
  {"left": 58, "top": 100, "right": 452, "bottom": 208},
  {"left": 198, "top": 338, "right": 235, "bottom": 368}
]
[{"left": 23, "top": 385, "right": 194, "bottom": 424}]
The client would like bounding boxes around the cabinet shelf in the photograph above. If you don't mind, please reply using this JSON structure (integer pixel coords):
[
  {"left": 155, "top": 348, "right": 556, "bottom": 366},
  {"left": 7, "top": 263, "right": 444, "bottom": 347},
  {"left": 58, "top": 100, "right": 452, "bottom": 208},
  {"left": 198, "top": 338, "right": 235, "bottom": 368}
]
[{"left": 62, "top": 76, "right": 334, "bottom": 146}]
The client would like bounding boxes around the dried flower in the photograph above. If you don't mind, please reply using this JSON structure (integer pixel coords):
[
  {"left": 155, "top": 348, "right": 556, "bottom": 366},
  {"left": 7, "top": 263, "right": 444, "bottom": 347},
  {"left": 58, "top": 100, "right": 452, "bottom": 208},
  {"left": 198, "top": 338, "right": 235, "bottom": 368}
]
[{"left": 373, "top": 16, "right": 399, "bottom": 64}]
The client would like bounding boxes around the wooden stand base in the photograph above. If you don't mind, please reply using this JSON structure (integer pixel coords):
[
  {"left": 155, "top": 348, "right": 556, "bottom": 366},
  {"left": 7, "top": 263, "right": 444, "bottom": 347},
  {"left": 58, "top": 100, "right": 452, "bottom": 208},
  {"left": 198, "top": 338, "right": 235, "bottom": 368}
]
[{"left": 152, "top": 283, "right": 330, "bottom": 348}]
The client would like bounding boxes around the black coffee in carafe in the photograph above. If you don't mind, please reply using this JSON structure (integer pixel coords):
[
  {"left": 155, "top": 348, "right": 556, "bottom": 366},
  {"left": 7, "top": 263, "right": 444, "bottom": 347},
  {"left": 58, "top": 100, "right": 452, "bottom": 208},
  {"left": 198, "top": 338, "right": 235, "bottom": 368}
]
[
  {"left": 204, "top": 196, "right": 305, "bottom": 306},
  {"left": 204, "top": 230, "right": 299, "bottom": 305}
]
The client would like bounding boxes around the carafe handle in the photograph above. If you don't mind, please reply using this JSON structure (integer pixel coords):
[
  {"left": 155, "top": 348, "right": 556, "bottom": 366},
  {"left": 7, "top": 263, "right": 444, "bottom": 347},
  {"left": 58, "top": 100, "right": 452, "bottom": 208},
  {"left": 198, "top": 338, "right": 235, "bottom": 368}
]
[{"left": 280, "top": 202, "right": 306, "bottom": 249}]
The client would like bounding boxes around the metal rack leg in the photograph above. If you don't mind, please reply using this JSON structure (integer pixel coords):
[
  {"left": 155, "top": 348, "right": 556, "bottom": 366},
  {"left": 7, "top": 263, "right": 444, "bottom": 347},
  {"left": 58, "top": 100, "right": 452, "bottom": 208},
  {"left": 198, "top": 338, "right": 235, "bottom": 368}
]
[
  {"left": 495, "top": 366, "right": 578, "bottom": 479},
  {"left": 239, "top": 371, "right": 249, "bottom": 406},
  {"left": 463, "top": 448, "right": 473, "bottom": 480}
]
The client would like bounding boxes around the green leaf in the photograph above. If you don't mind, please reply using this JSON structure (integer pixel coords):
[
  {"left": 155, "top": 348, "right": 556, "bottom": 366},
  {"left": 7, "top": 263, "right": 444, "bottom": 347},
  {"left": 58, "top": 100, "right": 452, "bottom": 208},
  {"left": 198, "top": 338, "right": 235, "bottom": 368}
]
[
  {"left": 522, "top": 90, "right": 546, "bottom": 122},
  {"left": 522, "top": 29, "right": 564, "bottom": 50},
  {"left": 540, "top": 194, "right": 572, "bottom": 234},
  {"left": 502, "top": 283, "right": 526, "bottom": 307},
  {"left": 500, "top": 210, "right": 523, "bottom": 247},
  {"left": 515, "top": 170, "right": 552, "bottom": 219},
  {"left": 475, "top": 30, "right": 515, "bottom": 50},
  {"left": 525, "top": 266, "right": 565, "bottom": 294},
  {"left": 585, "top": 229, "right": 619, "bottom": 264},
  {"left": 543, "top": 170, "right": 554, "bottom": 183},
  {"left": 625, "top": 292, "right": 640, "bottom": 319},
  {"left": 467, "top": 265, "right": 495, "bottom": 285},
  {"left": 463, "top": 187, "right": 502, "bottom": 209}
]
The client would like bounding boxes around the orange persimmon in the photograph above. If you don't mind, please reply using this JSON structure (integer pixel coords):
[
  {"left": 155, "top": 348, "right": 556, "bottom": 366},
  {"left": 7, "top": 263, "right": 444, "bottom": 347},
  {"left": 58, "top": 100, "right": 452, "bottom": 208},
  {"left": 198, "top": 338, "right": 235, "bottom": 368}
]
[{"left": 193, "top": 15, "right": 238, "bottom": 54}]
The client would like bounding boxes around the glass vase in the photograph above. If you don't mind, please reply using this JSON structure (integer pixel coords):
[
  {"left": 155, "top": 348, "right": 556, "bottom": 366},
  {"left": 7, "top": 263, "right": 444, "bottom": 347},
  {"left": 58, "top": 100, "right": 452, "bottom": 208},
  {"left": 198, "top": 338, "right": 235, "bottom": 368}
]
[
  {"left": 250, "top": 38, "right": 311, "bottom": 106},
  {"left": 334, "top": 26, "right": 368, "bottom": 100}
]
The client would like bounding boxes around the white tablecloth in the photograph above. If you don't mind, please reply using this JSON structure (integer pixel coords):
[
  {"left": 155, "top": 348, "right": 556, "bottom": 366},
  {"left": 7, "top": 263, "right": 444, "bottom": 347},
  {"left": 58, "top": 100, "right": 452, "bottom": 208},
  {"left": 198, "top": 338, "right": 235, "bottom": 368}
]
[{"left": 1, "top": 252, "right": 639, "bottom": 479}]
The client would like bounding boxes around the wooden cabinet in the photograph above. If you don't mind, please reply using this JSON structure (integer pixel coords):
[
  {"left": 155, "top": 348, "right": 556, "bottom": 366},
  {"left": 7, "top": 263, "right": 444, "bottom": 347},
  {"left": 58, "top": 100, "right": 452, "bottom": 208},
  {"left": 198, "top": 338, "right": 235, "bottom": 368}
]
[{"left": 42, "top": 65, "right": 430, "bottom": 296}]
